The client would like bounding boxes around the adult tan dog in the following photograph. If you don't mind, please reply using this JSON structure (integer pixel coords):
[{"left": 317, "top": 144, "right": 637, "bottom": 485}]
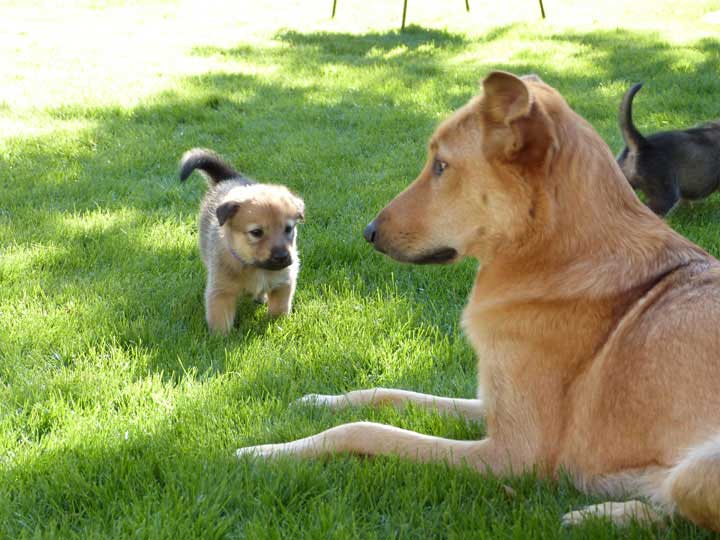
[{"left": 237, "top": 72, "right": 720, "bottom": 530}]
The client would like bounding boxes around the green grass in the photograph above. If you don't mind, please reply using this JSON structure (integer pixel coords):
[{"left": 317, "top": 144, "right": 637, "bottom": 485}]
[{"left": 2, "top": 0, "right": 720, "bottom": 537}]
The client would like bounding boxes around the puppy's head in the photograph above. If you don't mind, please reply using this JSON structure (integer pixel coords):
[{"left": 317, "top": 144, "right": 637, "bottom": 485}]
[
  {"left": 216, "top": 184, "right": 304, "bottom": 270},
  {"left": 364, "top": 71, "right": 561, "bottom": 264}
]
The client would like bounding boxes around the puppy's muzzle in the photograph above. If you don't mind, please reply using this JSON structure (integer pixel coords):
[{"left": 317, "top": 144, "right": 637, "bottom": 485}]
[{"left": 258, "top": 247, "right": 293, "bottom": 270}]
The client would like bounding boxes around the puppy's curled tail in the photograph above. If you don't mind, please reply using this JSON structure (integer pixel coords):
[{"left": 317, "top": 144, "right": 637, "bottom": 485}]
[
  {"left": 661, "top": 434, "right": 720, "bottom": 531},
  {"left": 619, "top": 83, "right": 648, "bottom": 152},
  {"left": 179, "top": 148, "right": 239, "bottom": 184}
]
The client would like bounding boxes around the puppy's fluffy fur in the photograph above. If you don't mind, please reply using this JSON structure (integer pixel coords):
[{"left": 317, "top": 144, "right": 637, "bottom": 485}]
[
  {"left": 180, "top": 148, "right": 304, "bottom": 334},
  {"left": 617, "top": 83, "right": 720, "bottom": 215}
]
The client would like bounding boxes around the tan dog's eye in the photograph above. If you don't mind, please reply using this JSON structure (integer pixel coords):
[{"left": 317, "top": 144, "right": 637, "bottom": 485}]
[
  {"left": 433, "top": 158, "right": 448, "bottom": 176},
  {"left": 284, "top": 224, "right": 294, "bottom": 235},
  {"left": 248, "top": 228, "right": 263, "bottom": 238}
]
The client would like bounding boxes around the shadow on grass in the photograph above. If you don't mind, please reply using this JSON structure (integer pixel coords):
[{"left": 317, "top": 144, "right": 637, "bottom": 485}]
[
  {"left": 1, "top": 376, "right": 712, "bottom": 539},
  {"left": 0, "top": 398, "right": 530, "bottom": 539}
]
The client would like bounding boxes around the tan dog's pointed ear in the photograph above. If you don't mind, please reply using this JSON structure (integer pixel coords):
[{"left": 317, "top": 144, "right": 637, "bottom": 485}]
[
  {"left": 482, "top": 71, "right": 532, "bottom": 125},
  {"left": 481, "top": 71, "right": 549, "bottom": 163}
]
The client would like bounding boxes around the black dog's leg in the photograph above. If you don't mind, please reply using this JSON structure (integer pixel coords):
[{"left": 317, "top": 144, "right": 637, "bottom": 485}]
[{"left": 647, "top": 181, "right": 680, "bottom": 216}]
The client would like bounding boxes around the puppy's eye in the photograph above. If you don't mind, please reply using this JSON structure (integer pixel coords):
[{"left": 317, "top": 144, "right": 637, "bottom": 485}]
[
  {"left": 248, "top": 229, "right": 263, "bottom": 238},
  {"left": 284, "top": 224, "right": 294, "bottom": 235},
  {"left": 433, "top": 159, "right": 448, "bottom": 176}
]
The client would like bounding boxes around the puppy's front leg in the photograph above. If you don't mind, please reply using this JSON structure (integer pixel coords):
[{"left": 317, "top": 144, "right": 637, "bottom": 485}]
[
  {"left": 298, "top": 388, "right": 485, "bottom": 420},
  {"left": 237, "top": 421, "right": 508, "bottom": 472},
  {"left": 205, "top": 288, "right": 238, "bottom": 334},
  {"left": 267, "top": 283, "right": 294, "bottom": 316}
]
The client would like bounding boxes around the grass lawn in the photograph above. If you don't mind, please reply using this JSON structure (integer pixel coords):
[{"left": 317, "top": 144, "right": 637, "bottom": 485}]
[{"left": 2, "top": 0, "right": 720, "bottom": 537}]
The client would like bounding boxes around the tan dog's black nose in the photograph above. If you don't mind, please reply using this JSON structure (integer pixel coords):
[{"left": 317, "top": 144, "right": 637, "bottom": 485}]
[{"left": 363, "top": 221, "right": 377, "bottom": 244}]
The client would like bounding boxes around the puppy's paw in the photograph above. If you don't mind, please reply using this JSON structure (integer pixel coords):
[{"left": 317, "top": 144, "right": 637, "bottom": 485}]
[{"left": 253, "top": 293, "right": 268, "bottom": 305}]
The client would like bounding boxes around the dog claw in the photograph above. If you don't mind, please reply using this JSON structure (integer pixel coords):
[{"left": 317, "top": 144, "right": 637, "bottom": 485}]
[
  {"left": 561, "top": 501, "right": 663, "bottom": 528},
  {"left": 236, "top": 446, "right": 259, "bottom": 458},
  {"left": 561, "top": 511, "right": 583, "bottom": 527},
  {"left": 294, "top": 393, "right": 334, "bottom": 407},
  {"left": 236, "top": 444, "right": 278, "bottom": 459}
]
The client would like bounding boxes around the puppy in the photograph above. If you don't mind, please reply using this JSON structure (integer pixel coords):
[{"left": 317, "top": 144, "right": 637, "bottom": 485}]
[
  {"left": 180, "top": 148, "right": 304, "bottom": 334},
  {"left": 617, "top": 83, "right": 720, "bottom": 215}
]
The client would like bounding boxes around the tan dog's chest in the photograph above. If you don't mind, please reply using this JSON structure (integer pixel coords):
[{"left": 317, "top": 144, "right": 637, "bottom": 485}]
[{"left": 462, "top": 285, "right": 626, "bottom": 475}]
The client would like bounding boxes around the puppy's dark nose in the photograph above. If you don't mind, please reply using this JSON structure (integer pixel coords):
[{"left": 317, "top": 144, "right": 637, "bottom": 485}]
[
  {"left": 363, "top": 220, "right": 377, "bottom": 244},
  {"left": 269, "top": 247, "right": 291, "bottom": 265}
]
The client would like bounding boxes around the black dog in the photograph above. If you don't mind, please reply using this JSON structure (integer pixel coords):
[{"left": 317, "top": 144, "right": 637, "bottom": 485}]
[{"left": 616, "top": 83, "right": 720, "bottom": 216}]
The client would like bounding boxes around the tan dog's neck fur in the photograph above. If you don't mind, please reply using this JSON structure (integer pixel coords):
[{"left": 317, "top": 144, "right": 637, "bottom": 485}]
[{"left": 464, "top": 77, "right": 706, "bottom": 299}]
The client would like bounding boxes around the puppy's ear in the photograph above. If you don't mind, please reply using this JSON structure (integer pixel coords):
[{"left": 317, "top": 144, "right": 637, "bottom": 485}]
[
  {"left": 481, "top": 71, "right": 553, "bottom": 166},
  {"left": 216, "top": 201, "right": 241, "bottom": 226},
  {"left": 292, "top": 195, "right": 305, "bottom": 222}
]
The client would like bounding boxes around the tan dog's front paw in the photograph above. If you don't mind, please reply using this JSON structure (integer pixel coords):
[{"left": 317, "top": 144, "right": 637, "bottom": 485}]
[
  {"left": 236, "top": 443, "right": 282, "bottom": 459},
  {"left": 561, "top": 509, "right": 591, "bottom": 527},
  {"left": 562, "top": 501, "right": 664, "bottom": 527},
  {"left": 294, "top": 393, "right": 341, "bottom": 407}
]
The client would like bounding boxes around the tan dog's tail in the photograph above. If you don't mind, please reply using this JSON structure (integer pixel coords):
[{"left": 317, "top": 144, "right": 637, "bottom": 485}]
[
  {"left": 179, "top": 148, "right": 242, "bottom": 184},
  {"left": 619, "top": 83, "right": 648, "bottom": 152},
  {"left": 662, "top": 434, "right": 720, "bottom": 531}
]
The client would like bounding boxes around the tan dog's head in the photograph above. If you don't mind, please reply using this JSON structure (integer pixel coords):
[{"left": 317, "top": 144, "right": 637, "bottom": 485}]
[
  {"left": 364, "top": 71, "right": 565, "bottom": 264},
  {"left": 217, "top": 184, "right": 304, "bottom": 270},
  {"left": 364, "top": 71, "right": 637, "bottom": 266}
]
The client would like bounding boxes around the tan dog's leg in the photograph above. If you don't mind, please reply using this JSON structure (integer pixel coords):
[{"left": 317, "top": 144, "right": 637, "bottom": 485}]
[
  {"left": 562, "top": 501, "right": 665, "bottom": 527},
  {"left": 205, "top": 286, "right": 238, "bottom": 334},
  {"left": 237, "top": 421, "right": 507, "bottom": 471},
  {"left": 267, "top": 283, "right": 294, "bottom": 316},
  {"left": 297, "top": 388, "right": 484, "bottom": 419},
  {"left": 665, "top": 434, "right": 720, "bottom": 530}
]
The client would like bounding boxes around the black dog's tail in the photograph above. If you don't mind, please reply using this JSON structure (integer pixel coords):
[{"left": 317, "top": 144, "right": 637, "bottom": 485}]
[
  {"left": 619, "top": 83, "right": 648, "bottom": 151},
  {"left": 179, "top": 148, "right": 239, "bottom": 184}
]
